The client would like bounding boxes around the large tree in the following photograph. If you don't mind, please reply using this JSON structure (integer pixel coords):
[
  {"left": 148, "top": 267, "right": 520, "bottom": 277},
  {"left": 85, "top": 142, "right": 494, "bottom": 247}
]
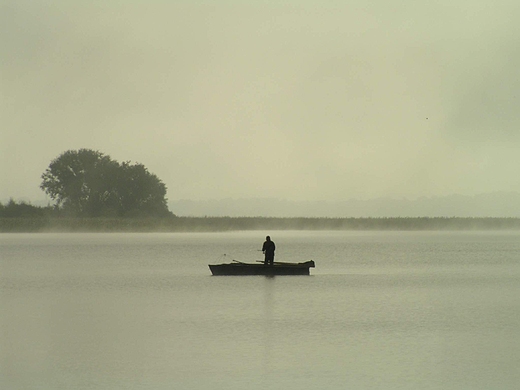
[{"left": 40, "top": 149, "right": 171, "bottom": 217}]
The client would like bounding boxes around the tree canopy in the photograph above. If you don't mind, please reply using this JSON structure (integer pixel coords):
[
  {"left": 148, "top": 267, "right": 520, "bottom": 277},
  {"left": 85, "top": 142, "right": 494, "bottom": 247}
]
[
  {"left": 0, "top": 199, "right": 49, "bottom": 218},
  {"left": 40, "top": 149, "right": 172, "bottom": 217}
]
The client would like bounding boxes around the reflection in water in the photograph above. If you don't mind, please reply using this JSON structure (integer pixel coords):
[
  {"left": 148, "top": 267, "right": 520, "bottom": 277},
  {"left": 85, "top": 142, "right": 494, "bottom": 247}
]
[{"left": 262, "top": 276, "right": 275, "bottom": 378}]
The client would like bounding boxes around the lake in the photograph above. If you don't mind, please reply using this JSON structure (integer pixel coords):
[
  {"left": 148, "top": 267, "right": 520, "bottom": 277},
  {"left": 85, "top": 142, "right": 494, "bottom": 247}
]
[{"left": 1, "top": 231, "right": 519, "bottom": 389}]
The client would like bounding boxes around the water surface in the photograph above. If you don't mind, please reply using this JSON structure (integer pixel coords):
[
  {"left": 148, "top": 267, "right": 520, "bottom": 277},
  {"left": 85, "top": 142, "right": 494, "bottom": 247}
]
[{"left": 1, "top": 231, "right": 519, "bottom": 389}]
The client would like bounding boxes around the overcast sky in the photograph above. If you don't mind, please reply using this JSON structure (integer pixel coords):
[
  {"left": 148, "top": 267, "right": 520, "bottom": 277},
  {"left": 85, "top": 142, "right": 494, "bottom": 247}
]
[{"left": 2, "top": 1, "right": 520, "bottom": 204}]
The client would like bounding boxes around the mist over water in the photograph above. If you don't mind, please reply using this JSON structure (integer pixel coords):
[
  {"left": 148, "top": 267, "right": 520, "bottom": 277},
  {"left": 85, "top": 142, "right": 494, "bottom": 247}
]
[
  {"left": 2, "top": 231, "right": 519, "bottom": 389},
  {"left": 170, "top": 192, "right": 520, "bottom": 217}
]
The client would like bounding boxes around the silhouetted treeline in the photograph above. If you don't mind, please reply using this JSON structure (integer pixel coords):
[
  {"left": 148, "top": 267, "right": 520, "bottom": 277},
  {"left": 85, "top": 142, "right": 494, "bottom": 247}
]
[
  {"left": 169, "top": 216, "right": 520, "bottom": 231},
  {"left": 41, "top": 149, "right": 171, "bottom": 217},
  {"left": 0, "top": 199, "right": 53, "bottom": 218},
  {"left": 2, "top": 211, "right": 520, "bottom": 232}
]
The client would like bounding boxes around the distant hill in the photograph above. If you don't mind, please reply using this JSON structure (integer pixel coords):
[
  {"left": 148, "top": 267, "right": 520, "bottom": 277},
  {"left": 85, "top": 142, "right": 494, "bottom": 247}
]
[{"left": 169, "top": 192, "right": 520, "bottom": 218}]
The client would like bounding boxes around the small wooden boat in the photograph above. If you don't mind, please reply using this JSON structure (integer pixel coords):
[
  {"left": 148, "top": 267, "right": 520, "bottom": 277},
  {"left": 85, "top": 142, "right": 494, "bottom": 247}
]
[{"left": 209, "top": 260, "right": 315, "bottom": 276}]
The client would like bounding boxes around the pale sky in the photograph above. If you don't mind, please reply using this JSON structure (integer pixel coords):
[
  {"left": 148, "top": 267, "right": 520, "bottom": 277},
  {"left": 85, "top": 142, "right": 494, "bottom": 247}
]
[{"left": 2, "top": 1, "right": 520, "bottom": 204}]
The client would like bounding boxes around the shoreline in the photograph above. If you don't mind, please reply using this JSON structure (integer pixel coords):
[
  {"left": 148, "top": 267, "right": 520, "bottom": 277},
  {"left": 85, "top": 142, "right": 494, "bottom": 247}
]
[{"left": 2, "top": 216, "right": 520, "bottom": 232}]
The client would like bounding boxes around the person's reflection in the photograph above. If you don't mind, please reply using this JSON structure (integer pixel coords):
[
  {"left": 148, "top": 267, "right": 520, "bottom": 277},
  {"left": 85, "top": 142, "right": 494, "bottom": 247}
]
[{"left": 262, "top": 276, "right": 274, "bottom": 378}]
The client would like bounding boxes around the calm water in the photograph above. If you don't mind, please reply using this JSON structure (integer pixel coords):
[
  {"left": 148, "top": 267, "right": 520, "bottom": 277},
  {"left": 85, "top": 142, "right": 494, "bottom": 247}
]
[{"left": 1, "top": 231, "right": 519, "bottom": 390}]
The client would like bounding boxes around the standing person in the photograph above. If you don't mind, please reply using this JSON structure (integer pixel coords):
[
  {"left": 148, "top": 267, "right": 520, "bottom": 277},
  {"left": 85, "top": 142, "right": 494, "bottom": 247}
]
[{"left": 262, "top": 235, "right": 276, "bottom": 266}]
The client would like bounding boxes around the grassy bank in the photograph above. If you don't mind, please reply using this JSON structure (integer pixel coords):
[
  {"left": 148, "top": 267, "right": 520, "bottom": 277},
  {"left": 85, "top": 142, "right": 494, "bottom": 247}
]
[{"left": 2, "top": 217, "right": 520, "bottom": 232}]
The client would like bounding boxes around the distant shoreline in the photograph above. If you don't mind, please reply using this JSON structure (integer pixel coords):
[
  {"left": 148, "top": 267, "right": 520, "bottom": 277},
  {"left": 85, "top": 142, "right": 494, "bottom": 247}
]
[{"left": 2, "top": 217, "right": 520, "bottom": 232}]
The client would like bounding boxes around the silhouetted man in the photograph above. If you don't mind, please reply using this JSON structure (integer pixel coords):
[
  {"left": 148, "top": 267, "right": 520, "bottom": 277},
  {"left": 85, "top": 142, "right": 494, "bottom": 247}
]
[{"left": 262, "top": 235, "right": 275, "bottom": 266}]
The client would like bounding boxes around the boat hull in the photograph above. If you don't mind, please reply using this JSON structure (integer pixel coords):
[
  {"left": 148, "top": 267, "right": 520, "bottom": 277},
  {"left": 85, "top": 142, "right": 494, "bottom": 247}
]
[{"left": 209, "top": 260, "right": 315, "bottom": 276}]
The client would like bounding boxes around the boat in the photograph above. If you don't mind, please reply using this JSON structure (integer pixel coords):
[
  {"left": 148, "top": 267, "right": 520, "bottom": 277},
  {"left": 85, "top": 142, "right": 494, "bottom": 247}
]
[{"left": 208, "top": 260, "right": 315, "bottom": 276}]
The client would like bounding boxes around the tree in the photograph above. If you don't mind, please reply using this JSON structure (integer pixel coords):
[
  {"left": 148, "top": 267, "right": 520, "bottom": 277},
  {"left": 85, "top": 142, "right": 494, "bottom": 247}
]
[
  {"left": 0, "top": 199, "right": 49, "bottom": 218},
  {"left": 40, "top": 149, "right": 172, "bottom": 217}
]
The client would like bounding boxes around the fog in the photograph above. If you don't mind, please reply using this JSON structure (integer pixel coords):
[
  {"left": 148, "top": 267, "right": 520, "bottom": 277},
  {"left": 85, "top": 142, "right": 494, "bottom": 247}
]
[{"left": 2, "top": 1, "right": 520, "bottom": 211}]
